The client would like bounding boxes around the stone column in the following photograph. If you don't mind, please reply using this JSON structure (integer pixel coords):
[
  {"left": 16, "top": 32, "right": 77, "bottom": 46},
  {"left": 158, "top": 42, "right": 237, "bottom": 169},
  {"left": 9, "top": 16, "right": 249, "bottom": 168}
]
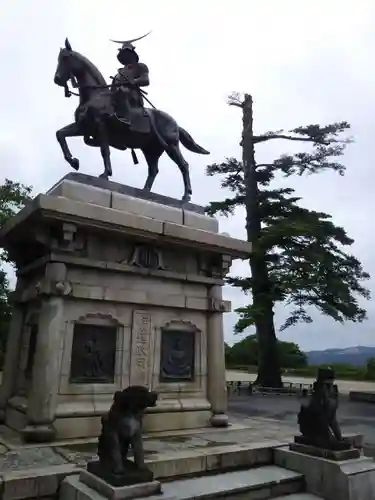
[
  {"left": 0, "top": 305, "right": 24, "bottom": 422},
  {"left": 207, "top": 284, "right": 229, "bottom": 427},
  {"left": 22, "top": 263, "right": 66, "bottom": 442}
]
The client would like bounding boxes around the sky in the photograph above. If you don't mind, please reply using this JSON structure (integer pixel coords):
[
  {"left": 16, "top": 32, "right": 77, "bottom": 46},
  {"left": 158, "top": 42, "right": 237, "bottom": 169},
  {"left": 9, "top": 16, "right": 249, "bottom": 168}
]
[{"left": 1, "top": 0, "right": 374, "bottom": 351}]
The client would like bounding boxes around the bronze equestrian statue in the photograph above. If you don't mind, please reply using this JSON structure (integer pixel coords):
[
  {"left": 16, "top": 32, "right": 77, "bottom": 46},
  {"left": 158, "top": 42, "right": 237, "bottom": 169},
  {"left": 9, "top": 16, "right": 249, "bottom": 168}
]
[{"left": 53, "top": 34, "right": 209, "bottom": 202}]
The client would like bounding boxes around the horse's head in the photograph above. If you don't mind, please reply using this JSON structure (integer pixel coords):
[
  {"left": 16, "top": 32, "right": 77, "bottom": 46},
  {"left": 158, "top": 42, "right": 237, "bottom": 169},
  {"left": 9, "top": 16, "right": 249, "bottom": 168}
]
[
  {"left": 54, "top": 38, "right": 107, "bottom": 96},
  {"left": 54, "top": 38, "right": 76, "bottom": 87}
]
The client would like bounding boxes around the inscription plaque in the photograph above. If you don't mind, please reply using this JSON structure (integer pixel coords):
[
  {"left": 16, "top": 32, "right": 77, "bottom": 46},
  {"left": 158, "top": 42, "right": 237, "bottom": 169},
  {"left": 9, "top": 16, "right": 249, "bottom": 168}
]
[
  {"left": 70, "top": 323, "right": 117, "bottom": 384},
  {"left": 130, "top": 311, "right": 152, "bottom": 386},
  {"left": 160, "top": 329, "right": 195, "bottom": 382}
]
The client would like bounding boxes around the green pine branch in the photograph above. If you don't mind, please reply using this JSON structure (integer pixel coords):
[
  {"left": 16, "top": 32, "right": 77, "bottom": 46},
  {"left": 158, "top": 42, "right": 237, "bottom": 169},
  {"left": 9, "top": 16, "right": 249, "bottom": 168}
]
[
  {"left": 0, "top": 179, "right": 32, "bottom": 351},
  {"left": 205, "top": 113, "right": 370, "bottom": 332}
]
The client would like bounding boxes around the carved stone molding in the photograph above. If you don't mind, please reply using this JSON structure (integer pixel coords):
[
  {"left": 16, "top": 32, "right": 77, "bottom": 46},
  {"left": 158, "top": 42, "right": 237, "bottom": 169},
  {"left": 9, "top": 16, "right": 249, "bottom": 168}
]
[
  {"left": 162, "top": 319, "right": 200, "bottom": 333},
  {"left": 209, "top": 298, "right": 230, "bottom": 312},
  {"left": 75, "top": 313, "right": 122, "bottom": 326},
  {"left": 128, "top": 244, "right": 165, "bottom": 270},
  {"left": 199, "top": 254, "right": 233, "bottom": 278},
  {"left": 34, "top": 278, "right": 72, "bottom": 297},
  {"left": 34, "top": 222, "right": 85, "bottom": 254}
]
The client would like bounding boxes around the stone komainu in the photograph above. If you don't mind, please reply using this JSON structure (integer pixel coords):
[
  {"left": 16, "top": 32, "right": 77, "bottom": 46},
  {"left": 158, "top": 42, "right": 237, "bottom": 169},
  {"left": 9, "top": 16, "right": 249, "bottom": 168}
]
[
  {"left": 295, "top": 367, "right": 350, "bottom": 450},
  {"left": 95, "top": 385, "right": 157, "bottom": 477}
]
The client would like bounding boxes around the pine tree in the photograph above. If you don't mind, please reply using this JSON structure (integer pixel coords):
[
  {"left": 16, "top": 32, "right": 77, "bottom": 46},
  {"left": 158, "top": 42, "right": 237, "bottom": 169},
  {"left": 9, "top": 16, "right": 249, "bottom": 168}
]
[
  {"left": 0, "top": 179, "right": 32, "bottom": 357},
  {"left": 206, "top": 94, "right": 370, "bottom": 387}
]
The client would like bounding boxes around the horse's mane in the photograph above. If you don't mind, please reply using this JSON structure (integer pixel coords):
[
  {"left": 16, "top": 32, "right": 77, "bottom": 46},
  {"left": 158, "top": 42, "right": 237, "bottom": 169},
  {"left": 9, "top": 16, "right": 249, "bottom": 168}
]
[{"left": 73, "top": 50, "right": 107, "bottom": 86}]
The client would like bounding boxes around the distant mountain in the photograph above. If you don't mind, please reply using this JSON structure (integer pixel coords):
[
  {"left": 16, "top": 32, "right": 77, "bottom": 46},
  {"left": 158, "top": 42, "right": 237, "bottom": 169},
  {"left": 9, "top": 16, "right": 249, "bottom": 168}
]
[{"left": 306, "top": 346, "right": 375, "bottom": 367}]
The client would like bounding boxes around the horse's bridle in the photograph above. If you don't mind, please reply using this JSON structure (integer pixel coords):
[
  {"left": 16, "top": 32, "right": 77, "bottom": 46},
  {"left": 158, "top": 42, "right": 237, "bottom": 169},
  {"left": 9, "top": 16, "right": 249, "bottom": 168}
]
[{"left": 62, "top": 79, "right": 156, "bottom": 109}]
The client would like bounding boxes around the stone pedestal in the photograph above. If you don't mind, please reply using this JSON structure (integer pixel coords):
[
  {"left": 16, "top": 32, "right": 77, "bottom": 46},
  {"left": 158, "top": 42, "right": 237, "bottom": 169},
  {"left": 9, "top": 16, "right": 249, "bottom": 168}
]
[
  {"left": 289, "top": 442, "right": 361, "bottom": 461},
  {"left": 275, "top": 444, "right": 375, "bottom": 500},
  {"left": 0, "top": 173, "right": 251, "bottom": 441},
  {"left": 79, "top": 469, "right": 161, "bottom": 500},
  {"left": 86, "top": 460, "right": 154, "bottom": 487}
]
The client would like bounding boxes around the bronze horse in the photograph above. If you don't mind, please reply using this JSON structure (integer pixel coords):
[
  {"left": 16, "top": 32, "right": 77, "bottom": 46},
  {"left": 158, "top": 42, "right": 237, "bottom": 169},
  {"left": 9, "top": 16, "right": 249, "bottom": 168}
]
[{"left": 53, "top": 39, "right": 209, "bottom": 201}]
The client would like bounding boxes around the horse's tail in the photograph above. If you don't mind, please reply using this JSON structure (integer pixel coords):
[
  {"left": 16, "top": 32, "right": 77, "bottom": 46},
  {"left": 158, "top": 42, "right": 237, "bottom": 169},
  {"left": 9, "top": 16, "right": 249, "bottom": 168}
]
[{"left": 179, "top": 127, "right": 210, "bottom": 155}]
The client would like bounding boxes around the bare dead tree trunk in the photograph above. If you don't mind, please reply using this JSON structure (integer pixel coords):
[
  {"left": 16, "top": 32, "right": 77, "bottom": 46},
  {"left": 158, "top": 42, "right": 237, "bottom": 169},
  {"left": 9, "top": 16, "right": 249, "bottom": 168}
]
[{"left": 241, "top": 94, "right": 282, "bottom": 388}]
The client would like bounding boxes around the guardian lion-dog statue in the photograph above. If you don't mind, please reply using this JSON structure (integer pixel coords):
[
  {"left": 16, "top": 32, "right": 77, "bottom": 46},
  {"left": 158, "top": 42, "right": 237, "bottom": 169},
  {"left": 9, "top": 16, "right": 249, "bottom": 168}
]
[{"left": 87, "top": 385, "right": 158, "bottom": 486}]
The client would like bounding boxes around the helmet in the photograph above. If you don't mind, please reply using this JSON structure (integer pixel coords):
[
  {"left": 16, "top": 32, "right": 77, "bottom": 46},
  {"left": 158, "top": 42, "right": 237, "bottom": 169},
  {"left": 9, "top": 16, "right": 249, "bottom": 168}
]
[{"left": 111, "top": 31, "right": 151, "bottom": 65}]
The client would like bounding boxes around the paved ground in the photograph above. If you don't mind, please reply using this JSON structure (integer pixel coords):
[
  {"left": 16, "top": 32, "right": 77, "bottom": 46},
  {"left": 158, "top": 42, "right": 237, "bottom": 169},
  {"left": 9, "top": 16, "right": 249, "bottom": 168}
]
[
  {"left": 226, "top": 369, "right": 375, "bottom": 394},
  {"left": 0, "top": 398, "right": 372, "bottom": 472},
  {"left": 0, "top": 369, "right": 373, "bottom": 471},
  {"left": 0, "top": 422, "right": 294, "bottom": 473},
  {"left": 228, "top": 392, "right": 375, "bottom": 453}
]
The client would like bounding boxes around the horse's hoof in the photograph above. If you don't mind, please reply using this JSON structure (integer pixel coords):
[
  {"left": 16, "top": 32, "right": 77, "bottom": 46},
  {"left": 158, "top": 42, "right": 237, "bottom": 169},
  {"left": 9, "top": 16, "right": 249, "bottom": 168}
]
[
  {"left": 71, "top": 158, "right": 79, "bottom": 171},
  {"left": 182, "top": 194, "right": 191, "bottom": 203},
  {"left": 99, "top": 173, "right": 109, "bottom": 180}
]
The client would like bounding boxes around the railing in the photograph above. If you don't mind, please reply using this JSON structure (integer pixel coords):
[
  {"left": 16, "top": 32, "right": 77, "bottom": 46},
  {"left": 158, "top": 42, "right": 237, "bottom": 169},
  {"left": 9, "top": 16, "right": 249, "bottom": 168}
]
[{"left": 227, "top": 380, "right": 313, "bottom": 397}]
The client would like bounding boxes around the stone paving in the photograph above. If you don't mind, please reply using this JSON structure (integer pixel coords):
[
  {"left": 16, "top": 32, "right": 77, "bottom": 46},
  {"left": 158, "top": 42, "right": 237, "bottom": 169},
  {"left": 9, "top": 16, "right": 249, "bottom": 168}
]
[{"left": 0, "top": 417, "right": 296, "bottom": 473}]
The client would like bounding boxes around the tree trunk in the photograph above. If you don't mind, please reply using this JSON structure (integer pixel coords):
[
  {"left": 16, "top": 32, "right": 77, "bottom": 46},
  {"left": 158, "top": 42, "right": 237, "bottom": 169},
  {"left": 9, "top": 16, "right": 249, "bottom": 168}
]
[{"left": 241, "top": 94, "right": 282, "bottom": 388}]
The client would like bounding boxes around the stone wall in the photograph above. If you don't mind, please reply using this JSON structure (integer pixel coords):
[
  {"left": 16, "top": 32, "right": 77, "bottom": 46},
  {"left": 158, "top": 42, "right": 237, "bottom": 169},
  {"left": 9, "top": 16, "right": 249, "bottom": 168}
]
[{"left": 0, "top": 174, "right": 251, "bottom": 442}]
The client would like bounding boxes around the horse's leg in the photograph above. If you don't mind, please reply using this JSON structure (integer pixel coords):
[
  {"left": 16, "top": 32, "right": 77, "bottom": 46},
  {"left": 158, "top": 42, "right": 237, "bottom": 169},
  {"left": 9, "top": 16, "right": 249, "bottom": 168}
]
[
  {"left": 56, "top": 122, "right": 82, "bottom": 171},
  {"left": 142, "top": 144, "right": 163, "bottom": 192},
  {"left": 165, "top": 143, "right": 192, "bottom": 202},
  {"left": 94, "top": 117, "right": 112, "bottom": 179}
]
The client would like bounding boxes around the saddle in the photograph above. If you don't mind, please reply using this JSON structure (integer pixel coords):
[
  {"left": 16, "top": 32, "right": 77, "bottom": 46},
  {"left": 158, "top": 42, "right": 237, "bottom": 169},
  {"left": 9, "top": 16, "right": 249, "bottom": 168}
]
[{"left": 115, "top": 108, "right": 151, "bottom": 134}]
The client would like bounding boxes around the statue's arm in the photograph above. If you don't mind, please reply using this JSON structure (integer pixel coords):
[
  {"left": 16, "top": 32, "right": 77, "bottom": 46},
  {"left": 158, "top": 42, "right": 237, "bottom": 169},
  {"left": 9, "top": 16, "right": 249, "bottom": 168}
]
[
  {"left": 133, "top": 63, "right": 150, "bottom": 87},
  {"left": 110, "top": 74, "right": 120, "bottom": 92}
]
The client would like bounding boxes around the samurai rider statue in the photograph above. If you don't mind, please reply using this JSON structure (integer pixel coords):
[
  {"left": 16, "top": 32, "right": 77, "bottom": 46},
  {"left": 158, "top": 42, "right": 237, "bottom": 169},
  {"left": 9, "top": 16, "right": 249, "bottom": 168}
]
[{"left": 110, "top": 32, "right": 150, "bottom": 133}]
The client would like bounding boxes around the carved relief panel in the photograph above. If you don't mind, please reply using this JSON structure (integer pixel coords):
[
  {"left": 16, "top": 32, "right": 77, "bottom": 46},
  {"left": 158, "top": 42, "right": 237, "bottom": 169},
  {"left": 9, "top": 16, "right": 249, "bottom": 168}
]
[
  {"left": 69, "top": 322, "right": 117, "bottom": 384},
  {"left": 159, "top": 329, "right": 195, "bottom": 382}
]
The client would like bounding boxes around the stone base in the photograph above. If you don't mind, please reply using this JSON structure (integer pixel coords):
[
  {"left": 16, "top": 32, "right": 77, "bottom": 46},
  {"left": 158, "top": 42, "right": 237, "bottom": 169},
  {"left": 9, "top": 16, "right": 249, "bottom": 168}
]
[
  {"left": 21, "top": 423, "right": 57, "bottom": 443},
  {"left": 275, "top": 445, "right": 375, "bottom": 500},
  {"left": 294, "top": 434, "right": 352, "bottom": 450},
  {"left": 290, "top": 442, "right": 360, "bottom": 461},
  {"left": 210, "top": 413, "right": 229, "bottom": 428},
  {"left": 53, "top": 408, "right": 212, "bottom": 440},
  {"left": 5, "top": 398, "right": 212, "bottom": 441},
  {"left": 79, "top": 469, "right": 161, "bottom": 499},
  {"left": 86, "top": 460, "right": 153, "bottom": 487}
]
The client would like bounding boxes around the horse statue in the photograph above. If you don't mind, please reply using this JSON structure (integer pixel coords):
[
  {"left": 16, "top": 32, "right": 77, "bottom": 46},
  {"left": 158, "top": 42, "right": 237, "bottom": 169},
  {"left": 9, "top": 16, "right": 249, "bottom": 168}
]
[{"left": 53, "top": 38, "right": 210, "bottom": 202}]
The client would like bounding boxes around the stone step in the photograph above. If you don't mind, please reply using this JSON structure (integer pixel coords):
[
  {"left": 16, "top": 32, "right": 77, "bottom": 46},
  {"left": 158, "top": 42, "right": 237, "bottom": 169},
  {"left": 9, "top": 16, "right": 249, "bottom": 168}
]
[
  {"left": 274, "top": 494, "right": 323, "bottom": 499},
  {"left": 146, "top": 440, "right": 283, "bottom": 479},
  {"left": 0, "top": 440, "right": 286, "bottom": 500},
  {"left": 140, "top": 465, "right": 304, "bottom": 499}
]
